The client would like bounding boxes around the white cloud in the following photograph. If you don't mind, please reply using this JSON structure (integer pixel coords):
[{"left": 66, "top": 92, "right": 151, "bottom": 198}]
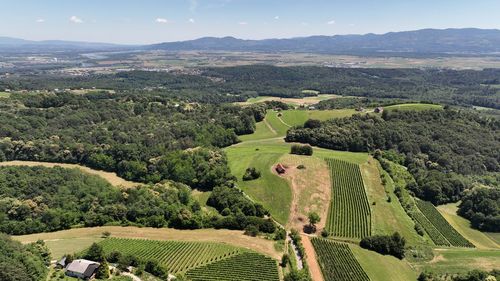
[
  {"left": 188, "top": 18, "right": 195, "bottom": 23},
  {"left": 327, "top": 20, "right": 336, "bottom": 25},
  {"left": 238, "top": 21, "right": 248, "bottom": 25},
  {"left": 36, "top": 18, "right": 45, "bottom": 23},
  {"left": 156, "top": 18, "right": 169, "bottom": 23},
  {"left": 69, "top": 16, "right": 83, "bottom": 24},
  {"left": 274, "top": 16, "right": 280, "bottom": 20}
]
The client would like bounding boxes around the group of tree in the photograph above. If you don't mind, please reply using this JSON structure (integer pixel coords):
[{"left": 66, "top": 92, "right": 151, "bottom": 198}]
[
  {"left": 290, "top": 144, "right": 313, "bottom": 156},
  {"left": 242, "top": 167, "right": 261, "bottom": 181},
  {"left": 287, "top": 109, "right": 499, "bottom": 209},
  {"left": 359, "top": 232, "right": 406, "bottom": 259},
  {"left": 0, "top": 166, "right": 276, "bottom": 235},
  {"left": 418, "top": 269, "right": 500, "bottom": 281},
  {"left": 0, "top": 234, "right": 49, "bottom": 281},
  {"left": 0, "top": 92, "right": 271, "bottom": 187},
  {"left": 457, "top": 188, "right": 499, "bottom": 232}
]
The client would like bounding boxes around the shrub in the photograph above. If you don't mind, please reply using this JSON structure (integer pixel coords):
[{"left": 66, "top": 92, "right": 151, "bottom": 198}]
[
  {"left": 290, "top": 145, "right": 313, "bottom": 156},
  {"left": 145, "top": 260, "right": 169, "bottom": 279},
  {"left": 359, "top": 232, "right": 406, "bottom": 259},
  {"left": 244, "top": 225, "right": 259, "bottom": 237},
  {"left": 321, "top": 229, "right": 329, "bottom": 237},
  {"left": 297, "top": 164, "right": 306, "bottom": 170},
  {"left": 242, "top": 167, "right": 261, "bottom": 181}
]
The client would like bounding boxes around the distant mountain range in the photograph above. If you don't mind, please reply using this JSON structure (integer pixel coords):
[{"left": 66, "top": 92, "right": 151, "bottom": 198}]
[
  {"left": 0, "top": 37, "right": 125, "bottom": 52},
  {"left": 2, "top": 28, "right": 500, "bottom": 55}
]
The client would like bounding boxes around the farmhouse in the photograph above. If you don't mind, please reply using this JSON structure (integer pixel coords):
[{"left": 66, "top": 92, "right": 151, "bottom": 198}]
[{"left": 65, "top": 259, "right": 100, "bottom": 279}]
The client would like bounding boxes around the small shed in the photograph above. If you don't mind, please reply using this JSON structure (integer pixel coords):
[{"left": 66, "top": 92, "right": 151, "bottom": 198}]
[
  {"left": 374, "top": 107, "right": 384, "bottom": 113},
  {"left": 56, "top": 256, "right": 67, "bottom": 269},
  {"left": 275, "top": 163, "right": 286, "bottom": 174}
]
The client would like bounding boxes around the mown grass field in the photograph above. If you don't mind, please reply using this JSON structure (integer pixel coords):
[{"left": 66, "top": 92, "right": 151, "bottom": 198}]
[
  {"left": 437, "top": 203, "right": 499, "bottom": 249},
  {"left": 350, "top": 243, "right": 417, "bottom": 281},
  {"left": 384, "top": 103, "right": 443, "bottom": 111},
  {"left": 415, "top": 248, "right": 500, "bottom": 275},
  {"left": 13, "top": 226, "right": 281, "bottom": 260}
]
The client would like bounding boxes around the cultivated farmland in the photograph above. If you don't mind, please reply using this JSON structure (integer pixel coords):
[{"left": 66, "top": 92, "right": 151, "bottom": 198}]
[
  {"left": 325, "top": 158, "right": 371, "bottom": 239},
  {"left": 186, "top": 252, "right": 280, "bottom": 281},
  {"left": 312, "top": 238, "right": 370, "bottom": 281},
  {"left": 412, "top": 211, "right": 451, "bottom": 247},
  {"left": 97, "top": 238, "right": 244, "bottom": 273},
  {"left": 415, "top": 200, "right": 475, "bottom": 248}
]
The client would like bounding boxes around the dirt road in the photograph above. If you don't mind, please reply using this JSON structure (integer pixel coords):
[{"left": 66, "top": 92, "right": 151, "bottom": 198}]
[{"left": 301, "top": 234, "right": 324, "bottom": 281}]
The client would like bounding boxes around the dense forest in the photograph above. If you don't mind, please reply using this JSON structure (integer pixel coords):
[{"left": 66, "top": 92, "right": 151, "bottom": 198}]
[
  {"left": 0, "top": 234, "right": 49, "bottom": 281},
  {"left": 0, "top": 92, "right": 270, "bottom": 187},
  {"left": 286, "top": 109, "right": 499, "bottom": 211},
  {"left": 2, "top": 66, "right": 500, "bottom": 108},
  {"left": 0, "top": 166, "right": 274, "bottom": 235},
  {"left": 458, "top": 188, "right": 499, "bottom": 232}
]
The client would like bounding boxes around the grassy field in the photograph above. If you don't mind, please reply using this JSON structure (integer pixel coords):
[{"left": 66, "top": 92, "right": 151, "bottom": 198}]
[
  {"left": 384, "top": 103, "right": 443, "bottom": 111},
  {"left": 13, "top": 226, "right": 281, "bottom": 260},
  {"left": 236, "top": 94, "right": 338, "bottom": 106},
  {"left": 350, "top": 243, "right": 417, "bottom": 281},
  {"left": 0, "top": 160, "right": 140, "bottom": 188},
  {"left": 361, "top": 158, "right": 424, "bottom": 245},
  {"left": 226, "top": 138, "right": 368, "bottom": 226},
  {"left": 437, "top": 203, "right": 499, "bottom": 249},
  {"left": 0, "top": 91, "right": 11, "bottom": 98},
  {"left": 414, "top": 248, "right": 500, "bottom": 275}
]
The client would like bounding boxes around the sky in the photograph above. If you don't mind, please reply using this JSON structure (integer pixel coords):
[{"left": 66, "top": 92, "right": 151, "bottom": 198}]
[{"left": 1, "top": 0, "right": 500, "bottom": 44}]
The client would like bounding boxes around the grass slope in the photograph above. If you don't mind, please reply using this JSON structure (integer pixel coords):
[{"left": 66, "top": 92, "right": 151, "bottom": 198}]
[
  {"left": 437, "top": 203, "right": 499, "bottom": 249},
  {"left": 350, "top": 243, "right": 417, "bottom": 281},
  {"left": 384, "top": 103, "right": 443, "bottom": 111},
  {"left": 361, "top": 158, "right": 424, "bottom": 245},
  {"left": 415, "top": 248, "right": 500, "bottom": 275},
  {"left": 226, "top": 139, "right": 368, "bottom": 225},
  {"left": 0, "top": 91, "right": 11, "bottom": 98}
]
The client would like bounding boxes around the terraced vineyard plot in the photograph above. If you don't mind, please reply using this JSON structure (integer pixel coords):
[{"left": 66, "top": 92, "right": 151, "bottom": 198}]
[
  {"left": 325, "top": 158, "right": 371, "bottom": 239},
  {"left": 312, "top": 238, "right": 370, "bottom": 281},
  {"left": 416, "top": 200, "right": 474, "bottom": 248},
  {"left": 412, "top": 211, "right": 451, "bottom": 246},
  {"left": 186, "top": 252, "right": 280, "bottom": 281},
  {"left": 98, "top": 238, "right": 243, "bottom": 273}
]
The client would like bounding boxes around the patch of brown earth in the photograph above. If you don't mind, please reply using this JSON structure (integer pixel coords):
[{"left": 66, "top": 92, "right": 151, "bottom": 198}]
[{"left": 301, "top": 234, "right": 325, "bottom": 281}]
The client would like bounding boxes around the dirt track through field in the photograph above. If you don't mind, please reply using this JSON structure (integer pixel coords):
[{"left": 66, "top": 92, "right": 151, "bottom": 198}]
[{"left": 301, "top": 235, "right": 324, "bottom": 281}]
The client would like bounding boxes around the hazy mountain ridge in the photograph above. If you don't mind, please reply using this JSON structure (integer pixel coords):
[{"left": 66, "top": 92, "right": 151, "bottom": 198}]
[{"left": 2, "top": 28, "right": 500, "bottom": 55}]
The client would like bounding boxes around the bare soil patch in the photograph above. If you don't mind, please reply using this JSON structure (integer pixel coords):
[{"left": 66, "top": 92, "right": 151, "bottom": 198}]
[
  {"left": 276, "top": 155, "right": 331, "bottom": 233},
  {"left": 301, "top": 234, "right": 325, "bottom": 281}
]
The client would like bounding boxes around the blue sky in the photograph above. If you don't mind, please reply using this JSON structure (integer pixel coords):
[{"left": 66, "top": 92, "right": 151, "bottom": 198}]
[{"left": 1, "top": 0, "right": 499, "bottom": 44}]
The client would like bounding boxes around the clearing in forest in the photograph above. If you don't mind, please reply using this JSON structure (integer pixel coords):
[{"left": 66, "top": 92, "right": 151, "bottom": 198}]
[
  {"left": 0, "top": 160, "right": 140, "bottom": 188},
  {"left": 325, "top": 158, "right": 371, "bottom": 239}
]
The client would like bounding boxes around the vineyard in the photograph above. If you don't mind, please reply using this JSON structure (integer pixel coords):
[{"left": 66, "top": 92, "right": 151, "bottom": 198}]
[
  {"left": 311, "top": 238, "right": 370, "bottom": 281},
  {"left": 412, "top": 211, "right": 451, "bottom": 246},
  {"left": 186, "top": 252, "right": 280, "bottom": 281},
  {"left": 98, "top": 238, "right": 244, "bottom": 273},
  {"left": 415, "top": 200, "right": 474, "bottom": 248},
  {"left": 325, "top": 158, "right": 371, "bottom": 239}
]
